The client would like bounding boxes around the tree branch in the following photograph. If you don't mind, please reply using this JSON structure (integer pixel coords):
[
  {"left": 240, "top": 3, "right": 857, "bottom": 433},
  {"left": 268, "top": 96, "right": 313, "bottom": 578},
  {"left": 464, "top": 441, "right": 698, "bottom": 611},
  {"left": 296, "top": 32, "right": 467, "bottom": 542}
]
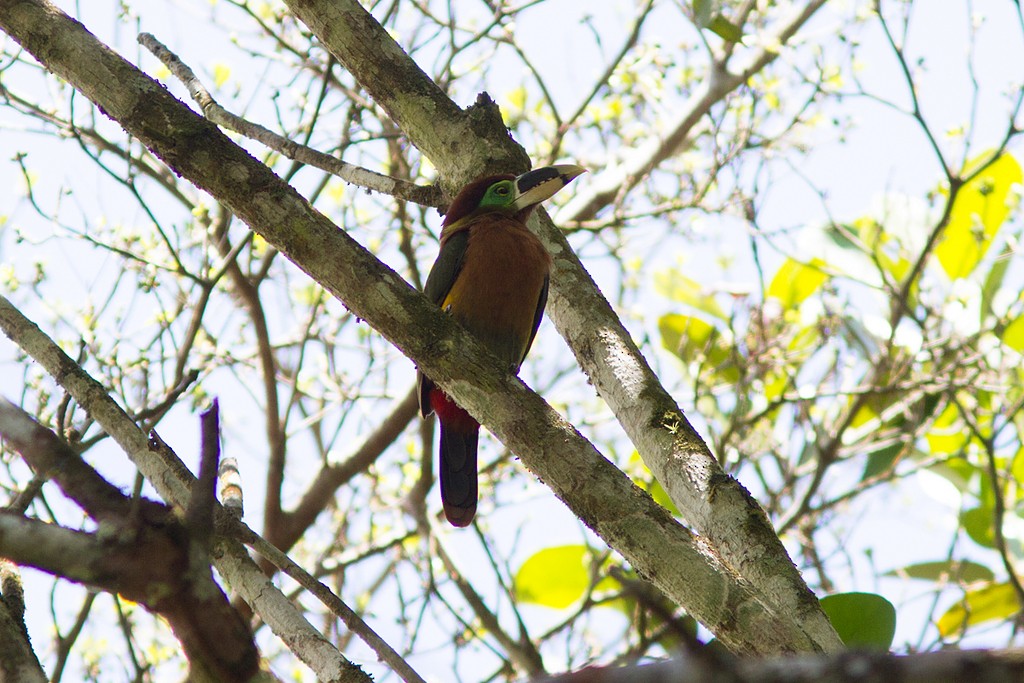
[
  {"left": 531, "top": 648, "right": 1024, "bottom": 683},
  {"left": 0, "top": 560, "right": 45, "bottom": 683},
  {"left": 0, "top": 401, "right": 259, "bottom": 683},
  {"left": 137, "top": 31, "right": 443, "bottom": 209}
]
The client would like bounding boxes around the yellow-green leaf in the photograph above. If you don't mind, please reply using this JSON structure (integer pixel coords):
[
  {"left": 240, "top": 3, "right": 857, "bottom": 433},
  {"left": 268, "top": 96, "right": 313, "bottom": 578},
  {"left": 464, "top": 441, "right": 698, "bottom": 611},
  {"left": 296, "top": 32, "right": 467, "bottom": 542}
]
[
  {"left": 925, "top": 402, "right": 968, "bottom": 456},
  {"left": 936, "top": 151, "right": 1022, "bottom": 280},
  {"left": 654, "top": 270, "right": 727, "bottom": 320},
  {"left": 643, "top": 478, "right": 680, "bottom": 517},
  {"left": 789, "top": 325, "right": 820, "bottom": 354},
  {"left": 514, "top": 545, "right": 590, "bottom": 609},
  {"left": 1011, "top": 445, "right": 1024, "bottom": 491},
  {"left": 1003, "top": 315, "right": 1024, "bottom": 353},
  {"left": 764, "top": 371, "right": 788, "bottom": 402},
  {"left": 506, "top": 85, "right": 527, "bottom": 110},
  {"left": 849, "top": 402, "right": 880, "bottom": 430},
  {"left": 767, "top": 258, "right": 828, "bottom": 309},
  {"left": 938, "top": 582, "right": 1020, "bottom": 637},
  {"left": 212, "top": 62, "right": 231, "bottom": 89},
  {"left": 659, "top": 313, "right": 715, "bottom": 358}
]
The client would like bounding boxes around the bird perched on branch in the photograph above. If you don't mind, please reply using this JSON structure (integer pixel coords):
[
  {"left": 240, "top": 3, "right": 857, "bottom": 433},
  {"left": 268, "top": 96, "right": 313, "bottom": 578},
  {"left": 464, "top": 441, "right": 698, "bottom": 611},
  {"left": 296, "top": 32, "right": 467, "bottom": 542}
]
[{"left": 417, "top": 164, "right": 586, "bottom": 527}]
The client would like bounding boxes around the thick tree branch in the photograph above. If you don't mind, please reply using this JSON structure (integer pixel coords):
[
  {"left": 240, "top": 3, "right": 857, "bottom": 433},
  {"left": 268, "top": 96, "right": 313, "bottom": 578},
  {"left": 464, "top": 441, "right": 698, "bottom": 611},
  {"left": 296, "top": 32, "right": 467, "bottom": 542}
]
[
  {"left": 0, "top": 401, "right": 259, "bottom": 683},
  {"left": 237, "top": 528, "right": 428, "bottom": 683},
  {"left": 283, "top": 0, "right": 532, "bottom": 193},
  {"left": 0, "top": 513, "right": 258, "bottom": 683},
  {"left": 532, "top": 649, "right": 1024, "bottom": 683},
  {"left": 0, "top": 560, "right": 45, "bottom": 683}
]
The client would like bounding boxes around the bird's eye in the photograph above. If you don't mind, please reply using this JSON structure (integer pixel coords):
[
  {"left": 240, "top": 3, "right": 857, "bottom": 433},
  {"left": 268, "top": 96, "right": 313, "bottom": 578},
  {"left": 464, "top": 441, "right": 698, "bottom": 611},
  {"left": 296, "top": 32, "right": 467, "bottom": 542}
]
[{"left": 495, "top": 185, "right": 509, "bottom": 195}]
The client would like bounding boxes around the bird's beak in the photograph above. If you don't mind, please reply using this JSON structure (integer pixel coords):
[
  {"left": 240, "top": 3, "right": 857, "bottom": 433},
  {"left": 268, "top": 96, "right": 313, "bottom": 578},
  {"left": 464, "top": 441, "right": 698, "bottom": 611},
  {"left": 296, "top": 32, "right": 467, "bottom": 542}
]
[{"left": 512, "top": 164, "right": 587, "bottom": 210}]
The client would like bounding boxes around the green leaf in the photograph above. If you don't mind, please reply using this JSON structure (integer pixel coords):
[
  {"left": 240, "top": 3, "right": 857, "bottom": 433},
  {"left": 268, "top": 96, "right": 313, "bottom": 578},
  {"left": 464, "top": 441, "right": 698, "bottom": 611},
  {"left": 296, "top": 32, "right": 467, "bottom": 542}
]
[
  {"left": 936, "top": 151, "right": 1022, "bottom": 280},
  {"left": 692, "top": 0, "right": 712, "bottom": 27},
  {"left": 821, "top": 220, "right": 887, "bottom": 286},
  {"left": 981, "top": 242, "right": 1013, "bottom": 321},
  {"left": 514, "top": 545, "right": 592, "bottom": 609},
  {"left": 937, "top": 582, "right": 1020, "bottom": 637},
  {"left": 928, "top": 457, "right": 976, "bottom": 491},
  {"left": 707, "top": 16, "right": 743, "bottom": 43},
  {"left": 862, "top": 440, "right": 902, "bottom": 481},
  {"left": 658, "top": 314, "right": 739, "bottom": 382},
  {"left": 925, "top": 402, "right": 968, "bottom": 456},
  {"left": 825, "top": 222, "right": 861, "bottom": 251},
  {"left": 819, "top": 592, "right": 896, "bottom": 650},
  {"left": 960, "top": 506, "right": 996, "bottom": 549},
  {"left": 1003, "top": 315, "right": 1024, "bottom": 353},
  {"left": 886, "top": 560, "right": 994, "bottom": 584},
  {"left": 767, "top": 258, "right": 828, "bottom": 309},
  {"left": 660, "top": 313, "right": 713, "bottom": 357}
]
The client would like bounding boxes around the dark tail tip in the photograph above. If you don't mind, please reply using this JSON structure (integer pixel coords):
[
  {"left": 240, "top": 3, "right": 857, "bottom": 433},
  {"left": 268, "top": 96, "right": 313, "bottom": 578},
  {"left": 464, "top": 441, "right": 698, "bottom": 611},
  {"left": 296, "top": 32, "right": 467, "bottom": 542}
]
[
  {"left": 439, "top": 424, "right": 478, "bottom": 527},
  {"left": 443, "top": 502, "right": 476, "bottom": 527}
]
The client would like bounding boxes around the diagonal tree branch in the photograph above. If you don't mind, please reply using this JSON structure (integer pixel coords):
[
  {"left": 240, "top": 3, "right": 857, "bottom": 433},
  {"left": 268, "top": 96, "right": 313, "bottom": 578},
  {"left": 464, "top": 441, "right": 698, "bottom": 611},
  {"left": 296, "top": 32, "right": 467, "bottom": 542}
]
[{"left": 273, "top": 386, "right": 420, "bottom": 551}]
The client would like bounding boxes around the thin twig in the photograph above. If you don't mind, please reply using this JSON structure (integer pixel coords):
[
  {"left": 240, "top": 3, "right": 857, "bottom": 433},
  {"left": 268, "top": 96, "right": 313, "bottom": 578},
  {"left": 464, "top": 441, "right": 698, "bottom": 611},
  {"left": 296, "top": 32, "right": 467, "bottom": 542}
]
[
  {"left": 137, "top": 32, "right": 443, "bottom": 209},
  {"left": 240, "top": 528, "right": 428, "bottom": 683}
]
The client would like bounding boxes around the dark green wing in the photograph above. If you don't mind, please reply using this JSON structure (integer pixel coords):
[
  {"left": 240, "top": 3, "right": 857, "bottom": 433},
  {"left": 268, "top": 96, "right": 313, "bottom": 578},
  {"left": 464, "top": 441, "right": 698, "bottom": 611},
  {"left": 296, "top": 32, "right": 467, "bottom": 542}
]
[
  {"left": 423, "top": 229, "right": 469, "bottom": 306},
  {"left": 519, "top": 273, "right": 549, "bottom": 368},
  {"left": 418, "top": 229, "right": 470, "bottom": 417}
]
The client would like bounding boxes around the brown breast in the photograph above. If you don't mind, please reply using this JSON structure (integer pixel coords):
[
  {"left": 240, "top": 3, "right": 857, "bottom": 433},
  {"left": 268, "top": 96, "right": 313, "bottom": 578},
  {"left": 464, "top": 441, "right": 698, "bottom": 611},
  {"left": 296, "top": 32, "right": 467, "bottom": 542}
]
[{"left": 441, "top": 217, "right": 551, "bottom": 367}]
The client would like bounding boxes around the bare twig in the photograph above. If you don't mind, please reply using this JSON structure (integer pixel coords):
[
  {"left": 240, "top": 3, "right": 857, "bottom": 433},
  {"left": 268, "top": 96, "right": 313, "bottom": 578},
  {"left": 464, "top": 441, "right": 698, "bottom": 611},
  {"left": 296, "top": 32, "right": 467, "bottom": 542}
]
[
  {"left": 240, "top": 529, "right": 428, "bottom": 683},
  {"left": 187, "top": 400, "right": 221, "bottom": 545},
  {"left": 137, "top": 32, "right": 443, "bottom": 209},
  {"left": 278, "top": 387, "right": 419, "bottom": 550}
]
